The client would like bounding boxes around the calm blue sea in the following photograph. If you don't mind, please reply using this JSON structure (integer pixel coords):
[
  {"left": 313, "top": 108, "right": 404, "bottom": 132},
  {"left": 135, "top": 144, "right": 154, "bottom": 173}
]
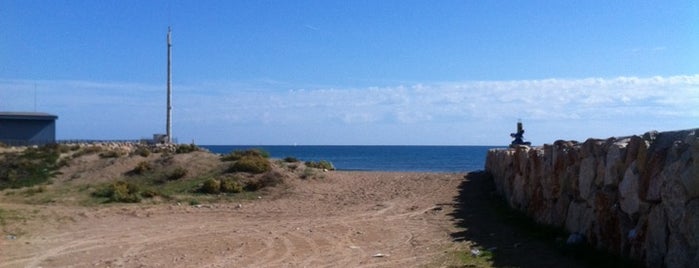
[{"left": 199, "top": 145, "right": 499, "bottom": 173}]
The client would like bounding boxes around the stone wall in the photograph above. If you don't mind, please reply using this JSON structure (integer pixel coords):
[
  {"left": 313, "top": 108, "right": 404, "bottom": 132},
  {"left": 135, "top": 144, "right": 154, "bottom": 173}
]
[{"left": 485, "top": 129, "right": 698, "bottom": 268}]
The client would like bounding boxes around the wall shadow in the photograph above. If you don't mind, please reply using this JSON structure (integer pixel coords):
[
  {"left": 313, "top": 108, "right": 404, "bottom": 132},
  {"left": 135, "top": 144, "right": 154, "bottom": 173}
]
[{"left": 449, "top": 171, "right": 588, "bottom": 268}]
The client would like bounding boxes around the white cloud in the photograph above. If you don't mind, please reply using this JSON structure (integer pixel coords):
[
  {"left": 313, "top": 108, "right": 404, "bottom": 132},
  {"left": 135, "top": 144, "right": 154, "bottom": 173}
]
[{"left": 1, "top": 75, "right": 697, "bottom": 144}]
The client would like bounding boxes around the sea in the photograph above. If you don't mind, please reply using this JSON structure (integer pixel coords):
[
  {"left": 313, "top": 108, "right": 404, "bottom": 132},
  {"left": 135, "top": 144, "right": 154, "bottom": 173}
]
[{"left": 199, "top": 145, "right": 500, "bottom": 173}]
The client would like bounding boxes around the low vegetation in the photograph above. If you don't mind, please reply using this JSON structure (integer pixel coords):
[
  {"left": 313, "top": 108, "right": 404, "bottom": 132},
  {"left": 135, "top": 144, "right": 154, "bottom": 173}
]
[
  {"left": 221, "top": 148, "right": 269, "bottom": 161},
  {"left": 166, "top": 167, "right": 188, "bottom": 181},
  {"left": 134, "top": 147, "right": 151, "bottom": 157},
  {"left": 283, "top": 156, "right": 299, "bottom": 163},
  {"left": 92, "top": 181, "right": 143, "bottom": 203},
  {"left": 0, "top": 208, "right": 28, "bottom": 230},
  {"left": 449, "top": 247, "right": 494, "bottom": 267},
  {"left": 244, "top": 171, "right": 284, "bottom": 191},
  {"left": 220, "top": 177, "right": 244, "bottom": 193},
  {"left": 197, "top": 176, "right": 246, "bottom": 194},
  {"left": 86, "top": 149, "right": 291, "bottom": 203},
  {"left": 0, "top": 144, "right": 63, "bottom": 190},
  {"left": 21, "top": 185, "right": 47, "bottom": 196},
  {"left": 228, "top": 155, "right": 272, "bottom": 174},
  {"left": 72, "top": 145, "right": 102, "bottom": 157},
  {"left": 175, "top": 143, "right": 199, "bottom": 154},
  {"left": 131, "top": 161, "right": 152, "bottom": 175},
  {"left": 200, "top": 178, "right": 222, "bottom": 194},
  {"left": 0, "top": 146, "right": 329, "bottom": 205},
  {"left": 99, "top": 150, "right": 126, "bottom": 158},
  {"left": 305, "top": 160, "right": 335, "bottom": 170},
  {"left": 300, "top": 167, "right": 326, "bottom": 180}
]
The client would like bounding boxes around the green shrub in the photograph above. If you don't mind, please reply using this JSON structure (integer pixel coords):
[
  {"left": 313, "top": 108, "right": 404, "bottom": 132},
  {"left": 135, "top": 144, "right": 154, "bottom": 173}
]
[
  {"left": 221, "top": 149, "right": 270, "bottom": 161},
  {"left": 93, "top": 181, "right": 142, "bottom": 203},
  {"left": 135, "top": 147, "right": 151, "bottom": 157},
  {"left": 99, "top": 150, "right": 124, "bottom": 158},
  {"left": 300, "top": 168, "right": 315, "bottom": 179},
  {"left": 73, "top": 146, "right": 102, "bottom": 157},
  {"left": 56, "top": 144, "right": 71, "bottom": 154},
  {"left": 0, "top": 144, "right": 61, "bottom": 190},
  {"left": 22, "top": 185, "right": 46, "bottom": 196},
  {"left": 40, "top": 143, "right": 60, "bottom": 152},
  {"left": 305, "top": 160, "right": 335, "bottom": 170},
  {"left": 132, "top": 161, "right": 152, "bottom": 175},
  {"left": 157, "top": 155, "right": 174, "bottom": 165},
  {"left": 85, "top": 146, "right": 103, "bottom": 153},
  {"left": 57, "top": 157, "right": 71, "bottom": 168},
  {"left": 167, "top": 167, "right": 188, "bottom": 181},
  {"left": 220, "top": 178, "right": 243, "bottom": 193},
  {"left": 300, "top": 168, "right": 325, "bottom": 180},
  {"left": 220, "top": 153, "right": 238, "bottom": 162},
  {"left": 175, "top": 144, "right": 199, "bottom": 154},
  {"left": 319, "top": 160, "right": 335, "bottom": 170},
  {"left": 283, "top": 156, "right": 299, "bottom": 163},
  {"left": 245, "top": 171, "right": 283, "bottom": 191},
  {"left": 261, "top": 171, "right": 284, "bottom": 187},
  {"left": 228, "top": 156, "right": 271, "bottom": 174},
  {"left": 200, "top": 178, "right": 221, "bottom": 194},
  {"left": 141, "top": 189, "right": 159, "bottom": 198},
  {"left": 249, "top": 148, "right": 270, "bottom": 158},
  {"left": 112, "top": 181, "right": 142, "bottom": 202},
  {"left": 91, "top": 185, "right": 112, "bottom": 198}
]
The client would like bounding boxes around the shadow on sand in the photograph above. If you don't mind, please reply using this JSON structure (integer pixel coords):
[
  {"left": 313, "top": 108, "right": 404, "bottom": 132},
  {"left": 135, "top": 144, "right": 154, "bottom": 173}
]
[{"left": 449, "top": 171, "right": 588, "bottom": 268}]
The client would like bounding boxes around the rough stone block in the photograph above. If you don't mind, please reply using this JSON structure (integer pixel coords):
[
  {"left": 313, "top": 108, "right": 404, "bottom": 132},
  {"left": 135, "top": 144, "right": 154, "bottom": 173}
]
[
  {"left": 665, "top": 233, "right": 691, "bottom": 268},
  {"left": 662, "top": 180, "right": 687, "bottom": 233},
  {"left": 579, "top": 157, "right": 596, "bottom": 202},
  {"left": 565, "top": 201, "right": 593, "bottom": 234},
  {"left": 512, "top": 173, "right": 526, "bottom": 209},
  {"left": 681, "top": 199, "right": 699, "bottom": 249},
  {"left": 625, "top": 135, "right": 643, "bottom": 168},
  {"left": 604, "top": 142, "right": 626, "bottom": 186},
  {"left": 619, "top": 162, "right": 640, "bottom": 216},
  {"left": 645, "top": 205, "right": 667, "bottom": 268},
  {"left": 593, "top": 190, "right": 621, "bottom": 252},
  {"left": 641, "top": 149, "right": 668, "bottom": 202}
]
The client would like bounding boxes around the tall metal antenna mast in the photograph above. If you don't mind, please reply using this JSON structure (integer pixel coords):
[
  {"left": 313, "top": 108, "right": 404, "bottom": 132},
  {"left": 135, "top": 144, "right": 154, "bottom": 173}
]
[{"left": 166, "top": 27, "right": 173, "bottom": 143}]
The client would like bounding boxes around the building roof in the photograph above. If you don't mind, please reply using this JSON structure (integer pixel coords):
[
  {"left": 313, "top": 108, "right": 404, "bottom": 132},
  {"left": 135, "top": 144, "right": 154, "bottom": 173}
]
[{"left": 0, "top": 112, "right": 58, "bottom": 120}]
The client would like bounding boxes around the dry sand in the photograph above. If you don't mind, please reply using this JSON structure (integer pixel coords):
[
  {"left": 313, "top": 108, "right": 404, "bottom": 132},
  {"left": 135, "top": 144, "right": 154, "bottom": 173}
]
[{"left": 2, "top": 171, "right": 466, "bottom": 267}]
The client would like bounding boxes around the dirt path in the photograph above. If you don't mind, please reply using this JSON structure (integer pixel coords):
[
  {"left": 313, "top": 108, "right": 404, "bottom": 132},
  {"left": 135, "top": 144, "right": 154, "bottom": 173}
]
[
  {"left": 1, "top": 171, "right": 590, "bottom": 268},
  {"left": 1, "top": 172, "right": 464, "bottom": 267}
]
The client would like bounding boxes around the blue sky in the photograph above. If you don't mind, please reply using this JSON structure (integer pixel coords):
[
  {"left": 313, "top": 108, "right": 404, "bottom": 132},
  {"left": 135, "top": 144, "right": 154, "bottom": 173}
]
[{"left": 1, "top": 1, "right": 697, "bottom": 145}]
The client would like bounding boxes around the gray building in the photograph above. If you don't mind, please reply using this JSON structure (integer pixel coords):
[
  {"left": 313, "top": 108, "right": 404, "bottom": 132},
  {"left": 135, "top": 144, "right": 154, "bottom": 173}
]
[{"left": 0, "top": 112, "right": 58, "bottom": 146}]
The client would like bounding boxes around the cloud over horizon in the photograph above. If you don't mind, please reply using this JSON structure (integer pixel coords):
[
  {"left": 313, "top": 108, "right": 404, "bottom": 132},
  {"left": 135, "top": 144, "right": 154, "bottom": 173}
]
[{"left": 1, "top": 74, "right": 697, "bottom": 145}]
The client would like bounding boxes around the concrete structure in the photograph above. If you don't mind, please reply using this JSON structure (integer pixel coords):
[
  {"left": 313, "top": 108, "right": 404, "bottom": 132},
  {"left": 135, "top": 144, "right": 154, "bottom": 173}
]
[{"left": 0, "top": 112, "right": 58, "bottom": 146}]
